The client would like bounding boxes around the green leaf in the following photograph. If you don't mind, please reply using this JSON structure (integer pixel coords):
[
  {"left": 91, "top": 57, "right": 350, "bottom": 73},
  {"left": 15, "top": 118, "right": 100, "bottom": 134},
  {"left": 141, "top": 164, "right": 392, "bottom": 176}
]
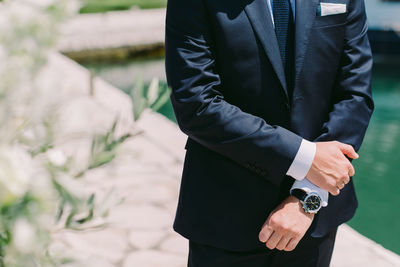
[
  {"left": 131, "top": 77, "right": 147, "bottom": 121},
  {"left": 147, "top": 78, "right": 159, "bottom": 106},
  {"left": 75, "top": 194, "right": 95, "bottom": 224},
  {"left": 52, "top": 179, "right": 79, "bottom": 209},
  {"left": 89, "top": 152, "right": 116, "bottom": 169},
  {"left": 151, "top": 84, "right": 171, "bottom": 112},
  {"left": 55, "top": 200, "right": 66, "bottom": 223},
  {"left": 104, "top": 133, "right": 131, "bottom": 152}
]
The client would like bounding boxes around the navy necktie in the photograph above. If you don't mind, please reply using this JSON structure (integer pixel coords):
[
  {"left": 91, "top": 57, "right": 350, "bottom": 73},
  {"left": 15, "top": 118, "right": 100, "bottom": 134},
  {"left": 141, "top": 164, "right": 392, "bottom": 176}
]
[{"left": 273, "top": 0, "right": 295, "bottom": 98}]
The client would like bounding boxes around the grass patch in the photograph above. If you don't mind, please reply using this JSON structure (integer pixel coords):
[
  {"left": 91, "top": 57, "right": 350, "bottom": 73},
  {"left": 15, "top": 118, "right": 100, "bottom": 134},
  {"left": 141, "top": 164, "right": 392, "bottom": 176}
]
[{"left": 80, "top": 0, "right": 167, "bottom": 13}]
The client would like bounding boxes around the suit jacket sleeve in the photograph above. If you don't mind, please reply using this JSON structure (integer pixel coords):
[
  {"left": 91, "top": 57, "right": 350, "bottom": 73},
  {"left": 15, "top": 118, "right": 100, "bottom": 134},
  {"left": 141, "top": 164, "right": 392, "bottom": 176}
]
[
  {"left": 313, "top": 0, "right": 374, "bottom": 151},
  {"left": 165, "top": 0, "right": 303, "bottom": 186}
]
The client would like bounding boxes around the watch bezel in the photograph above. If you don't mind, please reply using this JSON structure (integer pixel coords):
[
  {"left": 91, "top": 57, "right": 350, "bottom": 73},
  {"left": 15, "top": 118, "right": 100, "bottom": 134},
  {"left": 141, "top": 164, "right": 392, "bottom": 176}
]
[{"left": 302, "top": 192, "right": 322, "bottom": 214}]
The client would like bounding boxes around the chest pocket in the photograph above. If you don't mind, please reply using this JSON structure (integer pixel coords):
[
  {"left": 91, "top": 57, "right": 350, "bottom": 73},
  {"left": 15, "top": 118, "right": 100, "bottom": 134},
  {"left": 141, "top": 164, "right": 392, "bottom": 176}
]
[{"left": 313, "top": 1, "right": 348, "bottom": 29}]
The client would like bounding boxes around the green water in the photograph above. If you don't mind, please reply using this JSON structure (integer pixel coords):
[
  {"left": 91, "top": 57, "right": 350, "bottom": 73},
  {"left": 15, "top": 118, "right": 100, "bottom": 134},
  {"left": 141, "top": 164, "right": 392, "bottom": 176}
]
[
  {"left": 348, "top": 62, "right": 400, "bottom": 254},
  {"left": 84, "top": 58, "right": 400, "bottom": 254}
]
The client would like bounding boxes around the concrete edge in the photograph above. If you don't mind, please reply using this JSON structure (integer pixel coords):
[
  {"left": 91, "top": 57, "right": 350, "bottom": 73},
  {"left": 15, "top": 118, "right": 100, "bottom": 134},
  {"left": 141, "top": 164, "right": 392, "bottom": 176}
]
[{"left": 339, "top": 224, "right": 400, "bottom": 265}]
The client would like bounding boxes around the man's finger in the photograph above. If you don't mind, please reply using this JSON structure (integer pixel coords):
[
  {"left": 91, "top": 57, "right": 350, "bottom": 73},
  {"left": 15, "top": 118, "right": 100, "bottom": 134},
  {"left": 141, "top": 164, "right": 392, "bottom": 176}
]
[
  {"left": 337, "top": 182, "right": 345, "bottom": 190},
  {"left": 266, "top": 231, "right": 282, "bottom": 250},
  {"left": 276, "top": 235, "right": 292, "bottom": 251},
  {"left": 338, "top": 143, "right": 359, "bottom": 159},
  {"left": 284, "top": 237, "right": 301, "bottom": 252},
  {"left": 348, "top": 163, "right": 355, "bottom": 177},
  {"left": 259, "top": 226, "right": 273, "bottom": 243},
  {"left": 328, "top": 183, "right": 340, "bottom": 196}
]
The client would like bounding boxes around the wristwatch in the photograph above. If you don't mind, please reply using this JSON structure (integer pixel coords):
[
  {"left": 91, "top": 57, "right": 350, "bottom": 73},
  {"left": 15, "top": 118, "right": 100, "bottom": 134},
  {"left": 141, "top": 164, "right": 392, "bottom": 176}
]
[{"left": 291, "top": 189, "right": 322, "bottom": 214}]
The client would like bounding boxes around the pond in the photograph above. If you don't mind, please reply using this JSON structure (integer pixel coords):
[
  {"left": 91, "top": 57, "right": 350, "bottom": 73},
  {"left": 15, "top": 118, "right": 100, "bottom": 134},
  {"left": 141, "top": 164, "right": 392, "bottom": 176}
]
[{"left": 84, "top": 57, "right": 400, "bottom": 255}]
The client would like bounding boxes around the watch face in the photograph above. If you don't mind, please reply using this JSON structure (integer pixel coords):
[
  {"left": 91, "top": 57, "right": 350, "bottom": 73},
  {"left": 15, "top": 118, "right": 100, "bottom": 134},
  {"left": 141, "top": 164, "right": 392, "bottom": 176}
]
[{"left": 304, "top": 193, "right": 322, "bottom": 213}]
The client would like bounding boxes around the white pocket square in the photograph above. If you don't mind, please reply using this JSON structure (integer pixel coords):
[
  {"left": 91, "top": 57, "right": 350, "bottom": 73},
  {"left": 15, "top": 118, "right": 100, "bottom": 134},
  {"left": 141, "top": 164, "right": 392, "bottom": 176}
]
[{"left": 319, "top": 3, "right": 347, "bottom": 16}]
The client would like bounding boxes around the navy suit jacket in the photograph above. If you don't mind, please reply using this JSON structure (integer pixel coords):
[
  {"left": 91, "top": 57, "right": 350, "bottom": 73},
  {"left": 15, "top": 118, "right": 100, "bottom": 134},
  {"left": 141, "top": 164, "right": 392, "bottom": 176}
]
[{"left": 165, "top": 0, "right": 374, "bottom": 251}]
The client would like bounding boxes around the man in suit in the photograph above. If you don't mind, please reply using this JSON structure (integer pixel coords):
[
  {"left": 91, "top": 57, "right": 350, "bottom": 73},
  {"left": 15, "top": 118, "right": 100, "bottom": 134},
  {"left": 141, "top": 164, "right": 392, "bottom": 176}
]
[{"left": 165, "top": 0, "right": 374, "bottom": 265}]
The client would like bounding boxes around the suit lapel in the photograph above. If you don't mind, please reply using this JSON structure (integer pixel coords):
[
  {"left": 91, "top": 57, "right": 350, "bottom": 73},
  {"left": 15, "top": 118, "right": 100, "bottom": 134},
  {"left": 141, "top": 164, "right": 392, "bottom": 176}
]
[
  {"left": 241, "top": 0, "right": 288, "bottom": 99},
  {"left": 294, "top": 0, "right": 319, "bottom": 82}
]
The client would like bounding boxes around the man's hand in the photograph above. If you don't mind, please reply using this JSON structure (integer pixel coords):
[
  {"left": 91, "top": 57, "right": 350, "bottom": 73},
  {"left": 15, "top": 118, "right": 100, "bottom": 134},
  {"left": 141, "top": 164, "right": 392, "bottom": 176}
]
[
  {"left": 258, "top": 196, "right": 314, "bottom": 251},
  {"left": 307, "top": 141, "right": 358, "bottom": 196}
]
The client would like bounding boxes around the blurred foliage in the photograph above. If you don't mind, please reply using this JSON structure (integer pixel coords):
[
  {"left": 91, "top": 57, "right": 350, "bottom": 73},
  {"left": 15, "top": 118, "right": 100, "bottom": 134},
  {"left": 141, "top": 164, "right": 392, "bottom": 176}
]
[
  {"left": 80, "top": 0, "right": 167, "bottom": 13},
  {"left": 130, "top": 77, "right": 171, "bottom": 121},
  {"left": 0, "top": 0, "right": 148, "bottom": 265},
  {"left": 0, "top": 0, "right": 171, "bottom": 264},
  {"left": 75, "top": 119, "right": 132, "bottom": 177},
  {"left": 152, "top": 81, "right": 177, "bottom": 123}
]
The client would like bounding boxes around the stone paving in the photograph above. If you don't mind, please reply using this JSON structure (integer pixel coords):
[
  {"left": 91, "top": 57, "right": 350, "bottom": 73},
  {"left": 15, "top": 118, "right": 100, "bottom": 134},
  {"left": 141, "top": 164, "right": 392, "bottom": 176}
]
[
  {"left": 53, "top": 9, "right": 400, "bottom": 267},
  {"left": 45, "top": 52, "right": 187, "bottom": 267}
]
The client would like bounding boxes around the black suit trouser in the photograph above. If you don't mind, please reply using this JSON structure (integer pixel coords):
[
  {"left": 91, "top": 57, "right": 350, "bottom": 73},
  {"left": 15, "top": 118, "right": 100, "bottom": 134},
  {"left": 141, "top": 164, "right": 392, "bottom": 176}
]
[{"left": 187, "top": 227, "right": 337, "bottom": 267}]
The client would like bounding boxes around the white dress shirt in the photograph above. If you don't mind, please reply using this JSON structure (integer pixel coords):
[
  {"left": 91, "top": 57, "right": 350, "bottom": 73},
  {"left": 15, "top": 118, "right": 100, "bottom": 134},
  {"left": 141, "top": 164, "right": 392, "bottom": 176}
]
[
  {"left": 267, "top": 0, "right": 329, "bottom": 206},
  {"left": 287, "top": 140, "right": 328, "bottom": 207}
]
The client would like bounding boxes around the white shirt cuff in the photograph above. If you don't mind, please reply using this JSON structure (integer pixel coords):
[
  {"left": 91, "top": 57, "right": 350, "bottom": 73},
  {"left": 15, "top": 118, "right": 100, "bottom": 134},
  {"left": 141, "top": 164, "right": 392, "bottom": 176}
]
[
  {"left": 291, "top": 179, "right": 329, "bottom": 207},
  {"left": 286, "top": 139, "right": 316, "bottom": 181}
]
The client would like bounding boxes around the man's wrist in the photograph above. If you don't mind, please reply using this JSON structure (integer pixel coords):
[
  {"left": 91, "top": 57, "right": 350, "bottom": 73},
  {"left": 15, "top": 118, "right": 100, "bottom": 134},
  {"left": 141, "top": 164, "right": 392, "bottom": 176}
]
[
  {"left": 290, "top": 179, "right": 329, "bottom": 207},
  {"left": 290, "top": 189, "right": 323, "bottom": 214},
  {"left": 287, "top": 196, "right": 315, "bottom": 218}
]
